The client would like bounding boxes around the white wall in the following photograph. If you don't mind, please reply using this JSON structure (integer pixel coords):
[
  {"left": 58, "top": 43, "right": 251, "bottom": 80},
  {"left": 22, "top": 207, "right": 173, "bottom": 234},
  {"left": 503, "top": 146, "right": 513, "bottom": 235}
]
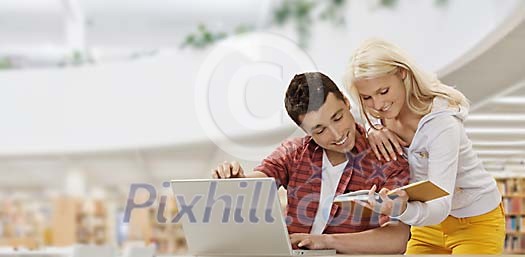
[{"left": 1, "top": 0, "right": 523, "bottom": 156}]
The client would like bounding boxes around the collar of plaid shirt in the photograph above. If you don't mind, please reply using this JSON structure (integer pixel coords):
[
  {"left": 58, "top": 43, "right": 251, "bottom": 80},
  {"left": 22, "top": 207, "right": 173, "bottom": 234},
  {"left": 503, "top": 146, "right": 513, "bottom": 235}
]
[{"left": 287, "top": 124, "right": 389, "bottom": 233}]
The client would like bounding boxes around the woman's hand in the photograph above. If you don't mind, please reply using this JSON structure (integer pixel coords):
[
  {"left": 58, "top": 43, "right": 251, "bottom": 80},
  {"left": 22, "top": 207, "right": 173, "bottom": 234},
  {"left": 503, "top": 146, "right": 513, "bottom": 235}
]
[
  {"left": 360, "top": 185, "right": 409, "bottom": 217},
  {"left": 367, "top": 126, "right": 408, "bottom": 161}
]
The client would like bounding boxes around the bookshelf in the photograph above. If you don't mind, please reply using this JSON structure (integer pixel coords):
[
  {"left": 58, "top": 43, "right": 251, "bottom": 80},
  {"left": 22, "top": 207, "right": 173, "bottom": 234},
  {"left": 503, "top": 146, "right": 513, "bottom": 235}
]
[
  {"left": 0, "top": 192, "right": 187, "bottom": 254},
  {"left": 126, "top": 192, "right": 187, "bottom": 254},
  {"left": 0, "top": 197, "right": 45, "bottom": 249},
  {"left": 51, "top": 197, "right": 109, "bottom": 246},
  {"left": 148, "top": 207, "right": 186, "bottom": 254},
  {"left": 496, "top": 177, "right": 525, "bottom": 254}
]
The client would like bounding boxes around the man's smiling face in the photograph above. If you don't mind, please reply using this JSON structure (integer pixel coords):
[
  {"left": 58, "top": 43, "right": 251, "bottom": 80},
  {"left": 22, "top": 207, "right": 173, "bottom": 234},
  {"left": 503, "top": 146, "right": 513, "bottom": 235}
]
[{"left": 299, "top": 93, "right": 357, "bottom": 154}]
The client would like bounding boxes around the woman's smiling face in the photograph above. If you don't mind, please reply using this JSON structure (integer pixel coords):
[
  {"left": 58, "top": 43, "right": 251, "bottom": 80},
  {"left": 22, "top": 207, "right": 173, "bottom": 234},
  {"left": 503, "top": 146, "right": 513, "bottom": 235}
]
[{"left": 354, "top": 71, "right": 407, "bottom": 119}]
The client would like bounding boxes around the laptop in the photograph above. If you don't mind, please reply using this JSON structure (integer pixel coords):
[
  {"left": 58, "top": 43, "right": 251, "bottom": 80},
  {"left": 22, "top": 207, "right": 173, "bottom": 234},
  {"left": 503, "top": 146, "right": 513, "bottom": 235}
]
[{"left": 170, "top": 178, "right": 336, "bottom": 256}]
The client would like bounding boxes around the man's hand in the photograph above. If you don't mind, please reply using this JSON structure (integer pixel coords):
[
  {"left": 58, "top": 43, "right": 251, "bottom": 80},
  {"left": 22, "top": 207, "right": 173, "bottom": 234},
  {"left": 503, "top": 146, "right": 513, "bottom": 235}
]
[
  {"left": 289, "top": 233, "right": 330, "bottom": 250},
  {"left": 211, "top": 161, "right": 246, "bottom": 179},
  {"left": 357, "top": 185, "right": 408, "bottom": 217}
]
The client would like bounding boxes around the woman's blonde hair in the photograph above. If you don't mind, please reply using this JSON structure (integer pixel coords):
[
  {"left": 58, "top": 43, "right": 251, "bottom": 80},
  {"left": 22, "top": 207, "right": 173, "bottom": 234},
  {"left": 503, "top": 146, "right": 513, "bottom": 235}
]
[{"left": 345, "top": 38, "right": 469, "bottom": 127}]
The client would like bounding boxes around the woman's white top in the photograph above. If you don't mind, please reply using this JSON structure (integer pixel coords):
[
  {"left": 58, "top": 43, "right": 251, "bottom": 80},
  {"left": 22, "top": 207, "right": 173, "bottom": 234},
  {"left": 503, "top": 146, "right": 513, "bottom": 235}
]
[{"left": 394, "top": 97, "right": 501, "bottom": 226}]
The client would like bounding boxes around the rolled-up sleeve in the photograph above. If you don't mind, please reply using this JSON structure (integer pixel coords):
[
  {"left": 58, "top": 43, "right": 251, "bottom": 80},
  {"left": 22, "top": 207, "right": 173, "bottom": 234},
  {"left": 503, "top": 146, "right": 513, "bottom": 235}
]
[{"left": 254, "top": 138, "right": 303, "bottom": 188}]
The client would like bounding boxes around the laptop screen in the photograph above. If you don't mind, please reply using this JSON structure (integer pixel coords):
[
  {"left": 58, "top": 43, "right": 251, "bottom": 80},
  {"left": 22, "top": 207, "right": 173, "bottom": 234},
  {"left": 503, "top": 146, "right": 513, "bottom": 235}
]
[{"left": 170, "top": 178, "right": 295, "bottom": 256}]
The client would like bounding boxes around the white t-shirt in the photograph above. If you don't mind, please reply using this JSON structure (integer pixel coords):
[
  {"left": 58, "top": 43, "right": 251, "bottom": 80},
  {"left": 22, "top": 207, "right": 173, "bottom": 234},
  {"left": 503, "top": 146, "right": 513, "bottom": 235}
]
[{"left": 310, "top": 150, "right": 347, "bottom": 234}]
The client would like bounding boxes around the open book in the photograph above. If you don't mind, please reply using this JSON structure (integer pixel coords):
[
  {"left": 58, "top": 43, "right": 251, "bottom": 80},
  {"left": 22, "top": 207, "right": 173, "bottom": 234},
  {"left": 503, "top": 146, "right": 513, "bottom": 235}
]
[{"left": 333, "top": 180, "right": 449, "bottom": 204}]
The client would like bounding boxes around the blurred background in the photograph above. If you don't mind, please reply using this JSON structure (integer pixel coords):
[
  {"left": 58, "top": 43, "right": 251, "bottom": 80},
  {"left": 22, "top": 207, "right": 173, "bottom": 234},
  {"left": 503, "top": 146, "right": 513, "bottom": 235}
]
[{"left": 1, "top": 0, "right": 525, "bottom": 255}]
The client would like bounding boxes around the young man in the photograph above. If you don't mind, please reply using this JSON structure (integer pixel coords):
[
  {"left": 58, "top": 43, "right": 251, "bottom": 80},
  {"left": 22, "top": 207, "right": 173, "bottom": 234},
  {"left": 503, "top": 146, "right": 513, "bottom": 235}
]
[{"left": 213, "top": 72, "right": 410, "bottom": 254}]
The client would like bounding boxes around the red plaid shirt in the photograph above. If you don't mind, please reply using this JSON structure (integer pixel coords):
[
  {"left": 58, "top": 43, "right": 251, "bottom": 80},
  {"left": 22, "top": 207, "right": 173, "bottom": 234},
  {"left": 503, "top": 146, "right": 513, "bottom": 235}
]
[{"left": 255, "top": 124, "right": 409, "bottom": 234}]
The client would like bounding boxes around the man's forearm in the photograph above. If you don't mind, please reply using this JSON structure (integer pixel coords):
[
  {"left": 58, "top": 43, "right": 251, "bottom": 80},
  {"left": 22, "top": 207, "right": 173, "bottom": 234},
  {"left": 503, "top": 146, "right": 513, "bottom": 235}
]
[
  {"left": 324, "top": 222, "right": 410, "bottom": 254},
  {"left": 246, "top": 170, "right": 269, "bottom": 178}
]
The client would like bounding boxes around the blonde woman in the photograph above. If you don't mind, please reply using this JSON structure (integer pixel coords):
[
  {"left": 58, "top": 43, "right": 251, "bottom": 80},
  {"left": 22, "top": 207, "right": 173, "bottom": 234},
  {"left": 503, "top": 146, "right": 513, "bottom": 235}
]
[{"left": 345, "top": 38, "right": 505, "bottom": 254}]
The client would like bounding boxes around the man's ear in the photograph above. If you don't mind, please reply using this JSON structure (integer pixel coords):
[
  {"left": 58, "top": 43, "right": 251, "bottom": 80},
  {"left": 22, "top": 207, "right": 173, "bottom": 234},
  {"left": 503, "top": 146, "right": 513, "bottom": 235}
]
[
  {"left": 299, "top": 126, "right": 309, "bottom": 135},
  {"left": 343, "top": 96, "right": 351, "bottom": 108},
  {"left": 297, "top": 124, "right": 311, "bottom": 135},
  {"left": 399, "top": 68, "right": 407, "bottom": 80},
  {"left": 297, "top": 115, "right": 309, "bottom": 134}
]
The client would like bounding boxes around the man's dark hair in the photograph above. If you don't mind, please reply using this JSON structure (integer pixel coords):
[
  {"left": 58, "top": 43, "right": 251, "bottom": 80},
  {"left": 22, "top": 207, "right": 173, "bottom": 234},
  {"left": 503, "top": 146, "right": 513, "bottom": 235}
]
[{"left": 285, "top": 72, "right": 346, "bottom": 126}]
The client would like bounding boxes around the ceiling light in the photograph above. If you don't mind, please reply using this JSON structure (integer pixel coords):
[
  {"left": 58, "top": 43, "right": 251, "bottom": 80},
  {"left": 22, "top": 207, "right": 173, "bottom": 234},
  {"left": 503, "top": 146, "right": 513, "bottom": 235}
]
[
  {"left": 473, "top": 140, "right": 525, "bottom": 146},
  {"left": 492, "top": 97, "right": 525, "bottom": 104},
  {"left": 466, "top": 114, "right": 525, "bottom": 121},
  {"left": 475, "top": 149, "right": 525, "bottom": 155},
  {"left": 466, "top": 128, "right": 525, "bottom": 134}
]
